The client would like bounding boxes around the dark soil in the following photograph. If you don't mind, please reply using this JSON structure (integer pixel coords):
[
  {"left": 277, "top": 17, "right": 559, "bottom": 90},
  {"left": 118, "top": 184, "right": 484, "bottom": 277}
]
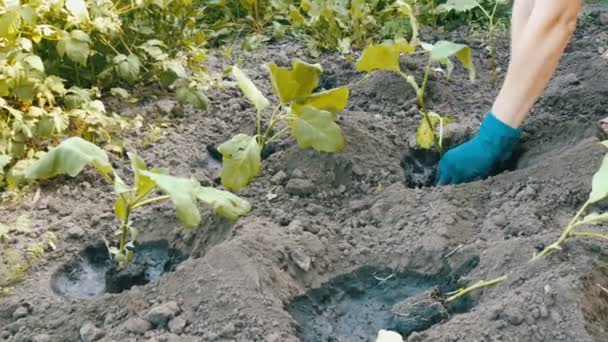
[
  {"left": 2, "top": 5, "right": 608, "bottom": 342},
  {"left": 51, "top": 241, "right": 185, "bottom": 299}
]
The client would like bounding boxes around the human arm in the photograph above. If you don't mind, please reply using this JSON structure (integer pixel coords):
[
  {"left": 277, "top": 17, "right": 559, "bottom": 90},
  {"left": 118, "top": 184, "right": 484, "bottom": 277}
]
[{"left": 437, "top": 0, "right": 583, "bottom": 185}]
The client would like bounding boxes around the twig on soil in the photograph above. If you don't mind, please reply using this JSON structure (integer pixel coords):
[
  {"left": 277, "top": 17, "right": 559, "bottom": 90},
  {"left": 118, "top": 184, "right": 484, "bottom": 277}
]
[
  {"left": 373, "top": 272, "right": 396, "bottom": 286},
  {"left": 443, "top": 244, "right": 463, "bottom": 258},
  {"left": 598, "top": 284, "right": 608, "bottom": 295}
]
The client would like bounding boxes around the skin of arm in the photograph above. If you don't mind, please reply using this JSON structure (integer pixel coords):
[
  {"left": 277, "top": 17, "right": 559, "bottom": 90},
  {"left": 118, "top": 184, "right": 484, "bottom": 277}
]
[
  {"left": 492, "top": 0, "right": 583, "bottom": 128},
  {"left": 510, "top": 0, "right": 535, "bottom": 56}
]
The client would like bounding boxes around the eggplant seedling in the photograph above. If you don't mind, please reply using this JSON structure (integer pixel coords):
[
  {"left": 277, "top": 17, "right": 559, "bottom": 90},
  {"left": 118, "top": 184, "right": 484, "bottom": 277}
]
[
  {"left": 356, "top": 38, "right": 475, "bottom": 153},
  {"left": 438, "top": 0, "right": 508, "bottom": 84},
  {"left": 25, "top": 137, "right": 251, "bottom": 267},
  {"left": 534, "top": 142, "right": 608, "bottom": 259},
  {"left": 218, "top": 60, "right": 350, "bottom": 192}
]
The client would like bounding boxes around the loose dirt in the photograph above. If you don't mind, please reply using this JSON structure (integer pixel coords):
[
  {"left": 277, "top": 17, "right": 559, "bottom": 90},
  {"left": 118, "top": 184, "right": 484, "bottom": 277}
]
[{"left": 2, "top": 6, "right": 608, "bottom": 342}]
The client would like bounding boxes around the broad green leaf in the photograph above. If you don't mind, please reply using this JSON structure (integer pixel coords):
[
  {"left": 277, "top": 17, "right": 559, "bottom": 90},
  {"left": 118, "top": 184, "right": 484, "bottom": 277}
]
[
  {"left": 65, "top": 0, "right": 90, "bottom": 23},
  {"left": 57, "top": 30, "right": 91, "bottom": 66},
  {"left": 429, "top": 41, "right": 475, "bottom": 81},
  {"left": 0, "top": 11, "right": 21, "bottom": 39},
  {"left": 415, "top": 114, "right": 440, "bottom": 149},
  {"left": 196, "top": 187, "right": 251, "bottom": 221},
  {"left": 111, "top": 88, "right": 130, "bottom": 99},
  {"left": 437, "top": 0, "right": 478, "bottom": 13},
  {"left": 231, "top": 66, "right": 270, "bottom": 112},
  {"left": 25, "top": 137, "right": 113, "bottom": 181},
  {"left": 176, "top": 86, "right": 209, "bottom": 110},
  {"left": 23, "top": 55, "right": 44, "bottom": 72},
  {"left": 128, "top": 152, "right": 157, "bottom": 197},
  {"left": 589, "top": 155, "right": 608, "bottom": 203},
  {"left": 578, "top": 212, "right": 608, "bottom": 226},
  {"left": 139, "top": 171, "right": 202, "bottom": 228},
  {"left": 267, "top": 60, "right": 323, "bottom": 104},
  {"left": 114, "top": 54, "right": 141, "bottom": 84},
  {"left": 290, "top": 106, "right": 345, "bottom": 153},
  {"left": 218, "top": 134, "right": 261, "bottom": 192},
  {"left": 292, "top": 87, "right": 350, "bottom": 115},
  {"left": 114, "top": 195, "right": 128, "bottom": 223},
  {"left": 355, "top": 41, "right": 414, "bottom": 73}
]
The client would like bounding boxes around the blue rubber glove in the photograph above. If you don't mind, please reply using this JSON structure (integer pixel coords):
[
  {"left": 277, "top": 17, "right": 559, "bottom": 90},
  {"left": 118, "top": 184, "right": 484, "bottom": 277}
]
[{"left": 437, "top": 113, "right": 521, "bottom": 185}]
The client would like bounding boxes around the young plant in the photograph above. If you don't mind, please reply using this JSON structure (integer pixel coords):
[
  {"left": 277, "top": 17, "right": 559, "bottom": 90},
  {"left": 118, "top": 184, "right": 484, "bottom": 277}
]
[
  {"left": 438, "top": 0, "right": 508, "bottom": 83},
  {"left": 25, "top": 137, "right": 251, "bottom": 267},
  {"left": 534, "top": 143, "right": 608, "bottom": 259},
  {"left": 218, "top": 60, "right": 350, "bottom": 191},
  {"left": 356, "top": 38, "right": 475, "bottom": 152}
]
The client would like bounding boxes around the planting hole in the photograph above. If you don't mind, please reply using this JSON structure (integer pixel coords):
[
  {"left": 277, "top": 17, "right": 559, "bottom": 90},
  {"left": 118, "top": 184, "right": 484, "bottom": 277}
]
[
  {"left": 287, "top": 266, "right": 476, "bottom": 341},
  {"left": 401, "top": 144, "right": 525, "bottom": 188},
  {"left": 51, "top": 241, "right": 185, "bottom": 299}
]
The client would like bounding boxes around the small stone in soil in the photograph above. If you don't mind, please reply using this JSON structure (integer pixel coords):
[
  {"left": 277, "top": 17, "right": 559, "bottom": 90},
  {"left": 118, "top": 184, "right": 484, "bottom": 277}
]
[
  {"left": 33, "top": 334, "right": 51, "bottom": 342},
  {"left": 124, "top": 317, "right": 153, "bottom": 334},
  {"left": 168, "top": 316, "right": 187, "bottom": 334},
  {"left": 12, "top": 306, "right": 29, "bottom": 320},
  {"left": 286, "top": 179, "right": 316, "bottom": 196},
  {"left": 80, "top": 322, "right": 104, "bottom": 342},
  {"left": 271, "top": 170, "right": 287, "bottom": 185},
  {"left": 290, "top": 249, "right": 312, "bottom": 272},
  {"left": 145, "top": 301, "right": 181, "bottom": 327}
]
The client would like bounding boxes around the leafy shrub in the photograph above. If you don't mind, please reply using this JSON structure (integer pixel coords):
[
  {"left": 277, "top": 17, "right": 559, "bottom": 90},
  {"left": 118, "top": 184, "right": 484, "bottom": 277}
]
[{"left": 0, "top": 0, "right": 209, "bottom": 189}]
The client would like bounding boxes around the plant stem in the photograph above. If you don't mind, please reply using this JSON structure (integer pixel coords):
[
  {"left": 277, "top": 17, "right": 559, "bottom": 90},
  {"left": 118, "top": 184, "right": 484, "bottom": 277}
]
[
  {"left": 131, "top": 195, "right": 171, "bottom": 209},
  {"left": 118, "top": 206, "right": 131, "bottom": 255},
  {"left": 534, "top": 200, "right": 591, "bottom": 259},
  {"left": 265, "top": 125, "right": 290, "bottom": 145},
  {"left": 570, "top": 232, "right": 608, "bottom": 241},
  {"left": 446, "top": 275, "right": 508, "bottom": 303}
]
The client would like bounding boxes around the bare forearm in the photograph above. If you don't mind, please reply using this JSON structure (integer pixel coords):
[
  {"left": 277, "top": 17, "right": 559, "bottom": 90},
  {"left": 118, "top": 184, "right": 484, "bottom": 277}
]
[{"left": 492, "top": 0, "right": 582, "bottom": 128}]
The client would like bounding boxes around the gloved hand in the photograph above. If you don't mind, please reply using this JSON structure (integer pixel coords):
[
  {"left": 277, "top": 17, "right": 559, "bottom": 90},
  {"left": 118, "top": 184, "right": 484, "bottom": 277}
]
[{"left": 437, "top": 113, "right": 521, "bottom": 185}]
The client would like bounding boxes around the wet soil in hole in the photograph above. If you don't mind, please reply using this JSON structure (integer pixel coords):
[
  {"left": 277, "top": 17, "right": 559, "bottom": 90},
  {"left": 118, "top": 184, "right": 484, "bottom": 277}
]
[
  {"left": 287, "top": 264, "right": 478, "bottom": 342},
  {"left": 51, "top": 240, "right": 185, "bottom": 299},
  {"left": 401, "top": 144, "right": 525, "bottom": 188}
]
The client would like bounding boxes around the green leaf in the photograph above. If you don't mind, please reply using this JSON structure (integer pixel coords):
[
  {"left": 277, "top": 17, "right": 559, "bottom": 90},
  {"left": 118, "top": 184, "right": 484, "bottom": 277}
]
[
  {"left": 128, "top": 152, "right": 157, "bottom": 197},
  {"left": 57, "top": 30, "right": 91, "bottom": 66},
  {"left": 267, "top": 60, "right": 323, "bottom": 104},
  {"left": 231, "top": 66, "right": 270, "bottom": 112},
  {"left": 292, "top": 87, "right": 350, "bottom": 115},
  {"left": 0, "top": 11, "right": 21, "bottom": 39},
  {"left": 0, "top": 155, "right": 11, "bottom": 172},
  {"left": 114, "top": 195, "right": 128, "bottom": 223},
  {"left": 114, "top": 54, "right": 141, "bottom": 84},
  {"left": 589, "top": 155, "right": 608, "bottom": 203},
  {"left": 176, "top": 86, "right": 209, "bottom": 111},
  {"left": 355, "top": 41, "right": 414, "bottom": 73},
  {"left": 25, "top": 137, "right": 113, "bottom": 181},
  {"left": 429, "top": 41, "right": 475, "bottom": 81},
  {"left": 139, "top": 171, "right": 202, "bottom": 228},
  {"left": 290, "top": 106, "right": 345, "bottom": 153},
  {"left": 7, "top": 159, "right": 35, "bottom": 189},
  {"left": 196, "top": 187, "right": 251, "bottom": 221},
  {"left": 23, "top": 55, "right": 44, "bottom": 72},
  {"left": 437, "top": 0, "right": 479, "bottom": 13},
  {"left": 65, "top": 0, "right": 90, "bottom": 23},
  {"left": 111, "top": 88, "right": 130, "bottom": 99},
  {"left": 578, "top": 212, "right": 608, "bottom": 226},
  {"left": 415, "top": 114, "right": 440, "bottom": 149},
  {"left": 217, "top": 134, "right": 262, "bottom": 192}
]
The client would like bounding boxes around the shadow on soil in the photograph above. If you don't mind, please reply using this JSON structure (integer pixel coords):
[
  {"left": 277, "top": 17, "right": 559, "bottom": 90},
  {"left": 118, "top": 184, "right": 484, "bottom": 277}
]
[
  {"left": 287, "top": 260, "right": 479, "bottom": 342},
  {"left": 581, "top": 260, "right": 608, "bottom": 342},
  {"left": 51, "top": 240, "right": 185, "bottom": 299}
]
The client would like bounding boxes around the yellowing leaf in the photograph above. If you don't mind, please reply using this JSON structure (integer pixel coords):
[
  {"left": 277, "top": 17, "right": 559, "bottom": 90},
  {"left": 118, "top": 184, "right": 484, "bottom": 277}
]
[
  {"left": 139, "top": 171, "right": 202, "bottom": 228},
  {"left": 292, "top": 87, "right": 350, "bottom": 115},
  {"left": 25, "top": 137, "right": 113, "bottom": 181},
  {"left": 114, "top": 195, "right": 128, "bottom": 223},
  {"left": 231, "top": 66, "right": 270, "bottom": 112},
  {"left": 290, "top": 106, "right": 345, "bottom": 153},
  {"left": 415, "top": 114, "right": 440, "bottom": 149},
  {"left": 0, "top": 11, "right": 21, "bottom": 39},
  {"left": 196, "top": 187, "right": 251, "bottom": 221},
  {"left": 218, "top": 134, "right": 261, "bottom": 192},
  {"left": 267, "top": 60, "right": 322, "bottom": 104},
  {"left": 429, "top": 41, "right": 475, "bottom": 81},
  {"left": 128, "top": 152, "right": 157, "bottom": 197},
  {"left": 589, "top": 154, "right": 608, "bottom": 203},
  {"left": 355, "top": 41, "right": 414, "bottom": 73}
]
